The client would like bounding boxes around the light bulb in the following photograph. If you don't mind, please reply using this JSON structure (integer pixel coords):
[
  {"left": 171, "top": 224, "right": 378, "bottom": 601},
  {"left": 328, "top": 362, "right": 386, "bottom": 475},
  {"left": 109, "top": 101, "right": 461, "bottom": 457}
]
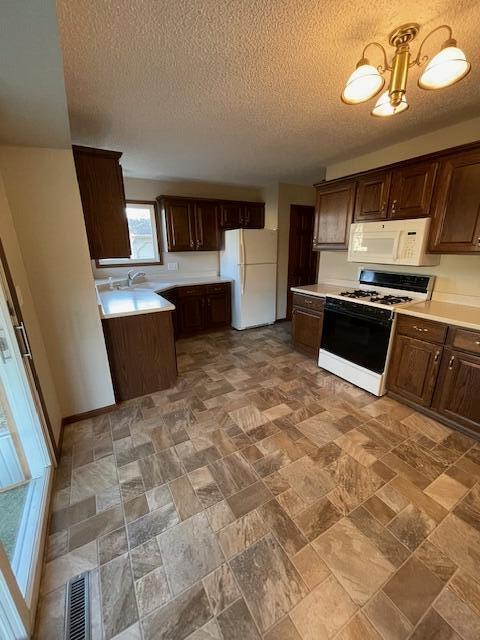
[
  {"left": 371, "top": 91, "right": 409, "bottom": 117},
  {"left": 341, "top": 62, "right": 385, "bottom": 104},
  {"left": 418, "top": 45, "right": 470, "bottom": 90}
]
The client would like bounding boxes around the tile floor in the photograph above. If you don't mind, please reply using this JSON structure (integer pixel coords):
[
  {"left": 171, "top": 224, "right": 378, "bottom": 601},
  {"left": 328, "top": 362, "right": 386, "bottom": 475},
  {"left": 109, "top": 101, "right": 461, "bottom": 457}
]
[{"left": 35, "top": 324, "right": 480, "bottom": 640}]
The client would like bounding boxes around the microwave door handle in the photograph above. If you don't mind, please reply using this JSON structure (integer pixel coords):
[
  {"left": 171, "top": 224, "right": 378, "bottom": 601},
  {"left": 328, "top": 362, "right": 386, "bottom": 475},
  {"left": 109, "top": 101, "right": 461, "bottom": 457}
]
[{"left": 392, "top": 232, "right": 401, "bottom": 262}]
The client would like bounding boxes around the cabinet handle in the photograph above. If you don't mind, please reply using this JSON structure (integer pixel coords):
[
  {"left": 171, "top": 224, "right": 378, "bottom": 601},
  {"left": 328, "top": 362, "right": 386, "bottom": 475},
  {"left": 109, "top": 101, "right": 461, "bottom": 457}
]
[
  {"left": 476, "top": 340, "right": 480, "bottom": 345},
  {"left": 391, "top": 199, "right": 397, "bottom": 215},
  {"left": 434, "top": 350, "right": 440, "bottom": 363},
  {"left": 412, "top": 325, "right": 428, "bottom": 332},
  {"left": 304, "top": 299, "right": 313, "bottom": 305},
  {"left": 448, "top": 355, "right": 455, "bottom": 370}
]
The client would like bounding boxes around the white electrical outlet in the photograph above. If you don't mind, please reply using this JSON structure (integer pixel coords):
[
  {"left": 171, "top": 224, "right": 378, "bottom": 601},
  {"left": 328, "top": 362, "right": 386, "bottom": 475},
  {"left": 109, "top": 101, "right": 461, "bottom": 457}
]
[{"left": 167, "top": 262, "right": 178, "bottom": 271}]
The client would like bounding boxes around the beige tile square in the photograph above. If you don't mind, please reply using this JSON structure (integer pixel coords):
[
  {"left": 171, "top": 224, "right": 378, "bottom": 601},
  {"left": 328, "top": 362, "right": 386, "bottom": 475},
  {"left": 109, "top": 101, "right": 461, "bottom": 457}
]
[{"left": 290, "top": 574, "right": 357, "bottom": 640}]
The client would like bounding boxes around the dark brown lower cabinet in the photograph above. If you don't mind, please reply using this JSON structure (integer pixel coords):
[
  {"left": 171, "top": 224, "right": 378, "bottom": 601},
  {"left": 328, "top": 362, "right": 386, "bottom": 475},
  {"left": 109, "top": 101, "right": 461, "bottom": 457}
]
[
  {"left": 291, "top": 293, "right": 324, "bottom": 359},
  {"left": 102, "top": 311, "right": 177, "bottom": 401},
  {"left": 387, "top": 335, "right": 442, "bottom": 407},
  {"left": 432, "top": 348, "right": 480, "bottom": 433},
  {"left": 387, "top": 320, "right": 480, "bottom": 439},
  {"left": 176, "top": 283, "right": 231, "bottom": 337}
]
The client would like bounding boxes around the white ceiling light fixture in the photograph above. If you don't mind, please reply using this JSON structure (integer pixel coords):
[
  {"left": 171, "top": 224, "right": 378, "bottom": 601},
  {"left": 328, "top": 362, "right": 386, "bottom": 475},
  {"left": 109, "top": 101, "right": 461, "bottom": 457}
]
[{"left": 341, "top": 23, "right": 471, "bottom": 117}]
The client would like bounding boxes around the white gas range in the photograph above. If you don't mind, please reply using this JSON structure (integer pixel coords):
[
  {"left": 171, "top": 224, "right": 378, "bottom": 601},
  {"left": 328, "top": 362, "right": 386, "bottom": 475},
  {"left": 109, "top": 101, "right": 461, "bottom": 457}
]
[{"left": 318, "top": 269, "right": 435, "bottom": 396}]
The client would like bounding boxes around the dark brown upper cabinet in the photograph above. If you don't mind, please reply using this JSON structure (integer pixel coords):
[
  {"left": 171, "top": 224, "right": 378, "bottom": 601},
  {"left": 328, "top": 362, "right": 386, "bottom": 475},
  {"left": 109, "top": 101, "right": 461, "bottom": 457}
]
[
  {"left": 161, "top": 197, "right": 220, "bottom": 252},
  {"left": 242, "top": 203, "right": 265, "bottom": 229},
  {"left": 163, "top": 197, "right": 196, "bottom": 251},
  {"left": 354, "top": 171, "right": 391, "bottom": 221},
  {"left": 219, "top": 202, "right": 243, "bottom": 230},
  {"left": 389, "top": 160, "right": 438, "bottom": 219},
  {"left": 313, "top": 180, "right": 356, "bottom": 250},
  {"left": 219, "top": 202, "right": 265, "bottom": 230},
  {"left": 429, "top": 148, "right": 480, "bottom": 254},
  {"left": 72, "top": 145, "right": 131, "bottom": 260},
  {"left": 193, "top": 201, "right": 220, "bottom": 251}
]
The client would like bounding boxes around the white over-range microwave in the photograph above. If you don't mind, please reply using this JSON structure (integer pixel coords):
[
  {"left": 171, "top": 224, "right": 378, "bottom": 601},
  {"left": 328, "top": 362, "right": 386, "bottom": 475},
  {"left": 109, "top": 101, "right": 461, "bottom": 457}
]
[{"left": 348, "top": 218, "right": 440, "bottom": 266}]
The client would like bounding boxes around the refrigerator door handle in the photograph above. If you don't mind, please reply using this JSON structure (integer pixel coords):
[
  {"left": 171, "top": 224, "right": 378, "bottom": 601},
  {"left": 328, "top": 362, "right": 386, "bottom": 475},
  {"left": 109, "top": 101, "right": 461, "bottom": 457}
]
[{"left": 240, "top": 229, "right": 246, "bottom": 294}]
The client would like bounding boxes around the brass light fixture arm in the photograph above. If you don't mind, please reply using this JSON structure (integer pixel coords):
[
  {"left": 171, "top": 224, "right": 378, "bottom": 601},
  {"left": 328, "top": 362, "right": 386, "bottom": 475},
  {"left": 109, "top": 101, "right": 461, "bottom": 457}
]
[
  {"left": 412, "top": 24, "right": 453, "bottom": 67},
  {"left": 361, "top": 41, "right": 391, "bottom": 73}
]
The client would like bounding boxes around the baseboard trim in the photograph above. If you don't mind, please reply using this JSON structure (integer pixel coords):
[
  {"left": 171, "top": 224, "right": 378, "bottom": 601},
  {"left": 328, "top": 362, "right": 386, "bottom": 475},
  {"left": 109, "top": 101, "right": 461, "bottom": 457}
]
[
  {"left": 62, "top": 403, "right": 117, "bottom": 426},
  {"left": 387, "top": 391, "right": 480, "bottom": 442}
]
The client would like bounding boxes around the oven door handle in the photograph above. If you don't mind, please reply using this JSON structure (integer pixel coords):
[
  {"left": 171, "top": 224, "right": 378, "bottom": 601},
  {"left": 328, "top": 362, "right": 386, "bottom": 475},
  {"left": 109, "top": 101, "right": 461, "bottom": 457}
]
[{"left": 324, "top": 307, "right": 392, "bottom": 327}]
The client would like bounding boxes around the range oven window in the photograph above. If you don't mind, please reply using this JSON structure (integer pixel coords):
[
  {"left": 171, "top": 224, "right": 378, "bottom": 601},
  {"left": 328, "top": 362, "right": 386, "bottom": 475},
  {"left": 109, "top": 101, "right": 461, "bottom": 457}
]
[{"left": 321, "top": 301, "right": 392, "bottom": 374}]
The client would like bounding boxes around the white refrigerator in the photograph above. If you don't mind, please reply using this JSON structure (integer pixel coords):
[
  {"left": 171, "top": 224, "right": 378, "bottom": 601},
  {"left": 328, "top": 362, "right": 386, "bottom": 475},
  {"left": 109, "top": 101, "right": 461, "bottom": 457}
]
[{"left": 220, "top": 229, "right": 277, "bottom": 330}]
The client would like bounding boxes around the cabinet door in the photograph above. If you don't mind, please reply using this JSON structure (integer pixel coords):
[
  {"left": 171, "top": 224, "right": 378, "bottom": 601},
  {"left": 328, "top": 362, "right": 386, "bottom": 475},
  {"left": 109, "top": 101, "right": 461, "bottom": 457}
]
[
  {"left": 387, "top": 335, "right": 442, "bottom": 407},
  {"left": 242, "top": 203, "right": 265, "bottom": 228},
  {"left": 354, "top": 171, "right": 391, "bottom": 221},
  {"left": 313, "top": 181, "right": 356, "bottom": 250},
  {"left": 205, "top": 292, "right": 231, "bottom": 329},
  {"left": 194, "top": 201, "right": 220, "bottom": 251},
  {"left": 388, "top": 161, "right": 438, "bottom": 219},
  {"left": 72, "top": 146, "right": 131, "bottom": 259},
  {"left": 177, "top": 296, "right": 205, "bottom": 336},
  {"left": 219, "top": 203, "right": 242, "bottom": 230},
  {"left": 291, "top": 308, "right": 323, "bottom": 358},
  {"left": 432, "top": 349, "right": 480, "bottom": 433},
  {"left": 429, "top": 149, "right": 480, "bottom": 253},
  {"left": 164, "top": 198, "right": 196, "bottom": 251}
]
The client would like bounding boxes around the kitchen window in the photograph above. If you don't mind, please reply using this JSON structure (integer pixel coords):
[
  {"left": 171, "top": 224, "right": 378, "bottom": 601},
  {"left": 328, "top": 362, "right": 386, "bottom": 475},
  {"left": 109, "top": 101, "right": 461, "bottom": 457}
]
[{"left": 97, "top": 200, "right": 162, "bottom": 266}]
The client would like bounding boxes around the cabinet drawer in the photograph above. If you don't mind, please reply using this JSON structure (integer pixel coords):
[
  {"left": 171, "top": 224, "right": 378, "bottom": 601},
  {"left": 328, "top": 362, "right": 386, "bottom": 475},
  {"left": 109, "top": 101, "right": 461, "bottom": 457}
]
[
  {"left": 396, "top": 315, "right": 447, "bottom": 344},
  {"left": 205, "top": 283, "right": 229, "bottom": 294},
  {"left": 178, "top": 285, "right": 206, "bottom": 297},
  {"left": 292, "top": 293, "right": 325, "bottom": 313},
  {"left": 448, "top": 327, "right": 480, "bottom": 355}
]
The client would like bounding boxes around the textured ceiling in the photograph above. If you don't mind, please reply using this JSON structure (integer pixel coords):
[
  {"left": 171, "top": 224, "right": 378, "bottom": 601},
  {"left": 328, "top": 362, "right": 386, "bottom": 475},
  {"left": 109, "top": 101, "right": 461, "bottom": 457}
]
[{"left": 57, "top": 0, "right": 480, "bottom": 185}]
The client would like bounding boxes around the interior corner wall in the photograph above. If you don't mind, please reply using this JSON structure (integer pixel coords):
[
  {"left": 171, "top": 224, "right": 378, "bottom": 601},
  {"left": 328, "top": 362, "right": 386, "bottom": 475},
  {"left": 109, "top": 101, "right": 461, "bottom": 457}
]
[
  {"left": 0, "top": 172, "right": 63, "bottom": 444},
  {"left": 0, "top": 146, "right": 115, "bottom": 419},
  {"left": 276, "top": 183, "right": 316, "bottom": 320}
]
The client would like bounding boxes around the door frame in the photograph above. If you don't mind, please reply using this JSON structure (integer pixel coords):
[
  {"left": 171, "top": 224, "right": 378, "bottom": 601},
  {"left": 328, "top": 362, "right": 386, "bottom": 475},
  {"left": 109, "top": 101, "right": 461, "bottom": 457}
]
[{"left": 286, "top": 204, "right": 318, "bottom": 320}]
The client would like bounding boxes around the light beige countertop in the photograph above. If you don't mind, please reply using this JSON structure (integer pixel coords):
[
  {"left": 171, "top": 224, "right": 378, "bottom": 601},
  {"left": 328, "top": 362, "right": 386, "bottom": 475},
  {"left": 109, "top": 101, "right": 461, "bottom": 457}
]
[
  {"left": 397, "top": 300, "right": 480, "bottom": 331},
  {"left": 97, "top": 277, "right": 231, "bottom": 320},
  {"left": 290, "top": 283, "right": 347, "bottom": 298}
]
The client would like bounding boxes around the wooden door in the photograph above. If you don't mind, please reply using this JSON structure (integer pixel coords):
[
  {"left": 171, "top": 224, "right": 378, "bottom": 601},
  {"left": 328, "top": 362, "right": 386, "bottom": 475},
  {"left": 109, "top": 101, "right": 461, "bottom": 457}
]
[
  {"left": 387, "top": 335, "right": 442, "bottom": 407},
  {"left": 72, "top": 146, "right": 131, "bottom": 259},
  {"left": 388, "top": 160, "right": 438, "bottom": 219},
  {"left": 205, "top": 292, "right": 231, "bottom": 329},
  {"left": 194, "top": 201, "right": 220, "bottom": 251},
  {"left": 242, "top": 203, "right": 265, "bottom": 229},
  {"left": 291, "top": 308, "right": 323, "bottom": 358},
  {"left": 354, "top": 171, "right": 391, "bottom": 221},
  {"left": 429, "top": 149, "right": 480, "bottom": 253},
  {"left": 313, "top": 181, "right": 356, "bottom": 250},
  {"left": 164, "top": 198, "right": 195, "bottom": 251},
  {"left": 432, "top": 348, "right": 480, "bottom": 433},
  {"left": 219, "top": 203, "right": 242, "bottom": 230},
  {"left": 177, "top": 295, "right": 205, "bottom": 336},
  {"left": 286, "top": 205, "right": 318, "bottom": 319}
]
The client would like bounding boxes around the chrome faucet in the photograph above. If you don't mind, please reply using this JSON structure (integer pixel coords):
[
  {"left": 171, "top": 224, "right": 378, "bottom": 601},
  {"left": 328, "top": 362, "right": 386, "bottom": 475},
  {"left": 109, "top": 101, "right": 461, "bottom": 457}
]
[{"left": 127, "top": 270, "right": 146, "bottom": 287}]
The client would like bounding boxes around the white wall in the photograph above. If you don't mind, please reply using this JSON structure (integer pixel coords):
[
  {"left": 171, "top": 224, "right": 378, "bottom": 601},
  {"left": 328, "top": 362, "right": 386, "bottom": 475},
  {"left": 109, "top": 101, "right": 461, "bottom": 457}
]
[
  {"left": 0, "top": 173, "right": 63, "bottom": 444},
  {"left": 93, "top": 177, "right": 264, "bottom": 280},
  {"left": 326, "top": 116, "right": 480, "bottom": 180},
  {"left": 0, "top": 147, "right": 115, "bottom": 419},
  {"left": 318, "top": 252, "right": 480, "bottom": 304},
  {"left": 319, "top": 117, "right": 480, "bottom": 304}
]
